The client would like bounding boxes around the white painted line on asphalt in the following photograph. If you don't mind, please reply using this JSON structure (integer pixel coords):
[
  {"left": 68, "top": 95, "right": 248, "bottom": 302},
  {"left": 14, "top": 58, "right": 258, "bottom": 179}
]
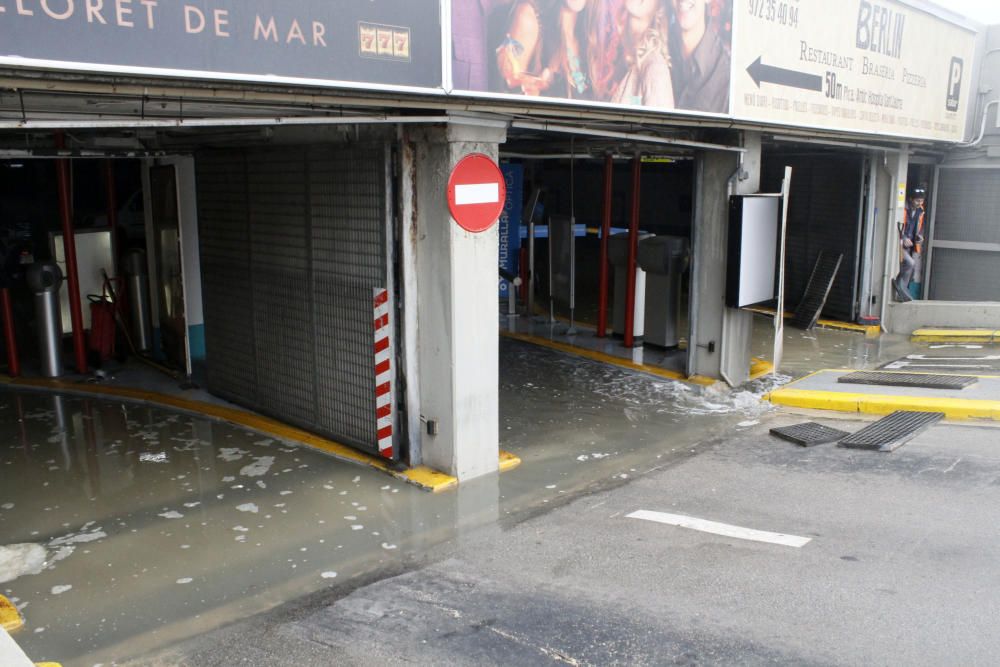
[
  {"left": 907, "top": 355, "right": 1000, "bottom": 360},
  {"left": 626, "top": 510, "right": 812, "bottom": 548},
  {"left": 454, "top": 182, "right": 499, "bottom": 205}
]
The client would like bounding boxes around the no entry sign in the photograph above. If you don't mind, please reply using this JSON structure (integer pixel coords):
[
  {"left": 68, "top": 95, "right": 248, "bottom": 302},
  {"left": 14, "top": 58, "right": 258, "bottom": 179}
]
[{"left": 447, "top": 153, "right": 507, "bottom": 233}]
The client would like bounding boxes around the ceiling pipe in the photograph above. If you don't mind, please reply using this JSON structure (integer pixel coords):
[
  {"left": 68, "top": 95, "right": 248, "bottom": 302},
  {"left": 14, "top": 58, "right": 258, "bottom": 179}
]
[
  {"left": 0, "top": 114, "right": 454, "bottom": 130},
  {"left": 510, "top": 121, "right": 746, "bottom": 153}
]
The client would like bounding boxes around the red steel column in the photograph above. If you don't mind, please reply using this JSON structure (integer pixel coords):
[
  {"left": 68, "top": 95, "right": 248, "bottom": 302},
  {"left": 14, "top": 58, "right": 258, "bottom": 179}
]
[
  {"left": 1, "top": 288, "right": 19, "bottom": 377},
  {"left": 623, "top": 154, "right": 641, "bottom": 348},
  {"left": 55, "top": 133, "right": 87, "bottom": 374},
  {"left": 596, "top": 153, "right": 613, "bottom": 338}
]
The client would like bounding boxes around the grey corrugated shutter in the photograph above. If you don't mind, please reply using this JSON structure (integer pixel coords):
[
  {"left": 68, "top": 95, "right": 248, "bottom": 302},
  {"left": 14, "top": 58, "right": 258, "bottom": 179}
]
[
  {"left": 197, "top": 151, "right": 257, "bottom": 405},
  {"left": 196, "top": 144, "right": 392, "bottom": 457},
  {"left": 929, "top": 168, "right": 1000, "bottom": 302},
  {"left": 763, "top": 154, "right": 863, "bottom": 321}
]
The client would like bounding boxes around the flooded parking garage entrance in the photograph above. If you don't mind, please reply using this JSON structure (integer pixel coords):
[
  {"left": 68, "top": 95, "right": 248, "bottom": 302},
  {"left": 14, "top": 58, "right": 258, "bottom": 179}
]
[{"left": 1, "top": 328, "right": 788, "bottom": 665}]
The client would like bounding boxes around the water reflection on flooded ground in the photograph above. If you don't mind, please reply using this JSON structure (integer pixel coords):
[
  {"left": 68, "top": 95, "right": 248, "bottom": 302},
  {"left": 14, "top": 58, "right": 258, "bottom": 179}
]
[
  {"left": 3, "top": 336, "right": 794, "bottom": 665},
  {"left": 752, "top": 316, "right": 916, "bottom": 377}
]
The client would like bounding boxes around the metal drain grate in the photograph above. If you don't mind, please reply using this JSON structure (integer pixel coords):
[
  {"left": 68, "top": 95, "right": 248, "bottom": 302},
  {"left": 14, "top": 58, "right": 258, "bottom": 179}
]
[
  {"left": 770, "top": 422, "right": 850, "bottom": 447},
  {"left": 838, "top": 371, "right": 977, "bottom": 390},
  {"left": 838, "top": 411, "right": 944, "bottom": 452}
]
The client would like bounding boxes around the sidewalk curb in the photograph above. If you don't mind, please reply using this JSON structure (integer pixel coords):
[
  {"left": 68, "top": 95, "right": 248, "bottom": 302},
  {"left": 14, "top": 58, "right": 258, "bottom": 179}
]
[
  {"left": 767, "top": 387, "right": 1000, "bottom": 421},
  {"left": 911, "top": 328, "right": 999, "bottom": 343}
]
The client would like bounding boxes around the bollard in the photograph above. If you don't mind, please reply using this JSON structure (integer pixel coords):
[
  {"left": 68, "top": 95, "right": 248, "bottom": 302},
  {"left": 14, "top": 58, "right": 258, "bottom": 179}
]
[
  {"left": 125, "top": 249, "right": 153, "bottom": 352},
  {"left": 26, "top": 261, "right": 64, "bottom": 377}
]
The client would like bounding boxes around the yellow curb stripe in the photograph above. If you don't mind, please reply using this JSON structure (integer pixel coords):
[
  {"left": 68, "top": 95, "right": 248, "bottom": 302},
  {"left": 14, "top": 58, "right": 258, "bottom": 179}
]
[
  {"left": 745, "top": 306, "right": 880, "bottom": 336},
  {"left": 912, "top": 336, "right": 995, "bottom": 343},
  {"left": 396, "top": 466, "right": 458, "bottom": 493},
  {"left": 749, "top": 358, "right": 774, "bottom": 380},
  {"left": 501, "top": 330, "right": 717, "bottom": 386},
  {"left": 499, "top": 449, "right": 522, "bottom": 473},
  {"left": 913, "top": 328, "right": 997, "bottom": 336},
  {"left": 767, "top": 387, "right": 1000, "bottom": 421},
  {"left": 766, "top": 388, "right": 869, "bottom": 413},
  {"left": 0, "top": 595, "right": 23, "bottom": 633},
  {"left": 4, "top": 377, "right": 493, "bottom": 492},
  {"left": 911, "top": 328, "right": 998, "bottom": 343}
]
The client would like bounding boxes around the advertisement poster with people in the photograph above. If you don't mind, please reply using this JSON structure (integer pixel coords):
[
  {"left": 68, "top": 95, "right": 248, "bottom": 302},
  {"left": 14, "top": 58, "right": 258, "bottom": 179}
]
[{"left": 452, "top": 0, "right": 734, "bottom": 114}]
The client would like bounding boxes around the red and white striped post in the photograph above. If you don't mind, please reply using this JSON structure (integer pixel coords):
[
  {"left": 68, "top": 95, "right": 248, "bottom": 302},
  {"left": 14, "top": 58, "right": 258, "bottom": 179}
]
[{"left": 373, "top": 287, "right": 394, "bottom": 459}]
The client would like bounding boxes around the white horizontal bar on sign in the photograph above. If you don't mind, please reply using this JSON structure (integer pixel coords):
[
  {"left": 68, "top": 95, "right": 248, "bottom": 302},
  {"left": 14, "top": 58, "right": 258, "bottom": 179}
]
[
  {"left": 626, "top": 510, "right": 811, "bottom": 548},
  {"left": 454, "top": 182, "right": 500, "bottom": 206}
]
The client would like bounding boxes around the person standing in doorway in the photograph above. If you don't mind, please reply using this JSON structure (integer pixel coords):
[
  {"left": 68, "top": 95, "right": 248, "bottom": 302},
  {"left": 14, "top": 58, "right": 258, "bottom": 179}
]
[
  {"left": 893, "top": 185, "right": 927, "bottom": 302},
  {"left": 670, "top": 0, "right": 730, "bottom": 113}
]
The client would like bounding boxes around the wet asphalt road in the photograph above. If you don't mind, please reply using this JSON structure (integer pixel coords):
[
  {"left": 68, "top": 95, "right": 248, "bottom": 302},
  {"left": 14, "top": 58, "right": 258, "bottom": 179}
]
[
  {"left": 6, "top": 328, "right": 996, "bottom": 665},
  {"left": 141, "top": 412, "right": 1000, "bottom": 666},
  {"left": 1, "top": 338, "right": 773, "bottom": 665}
]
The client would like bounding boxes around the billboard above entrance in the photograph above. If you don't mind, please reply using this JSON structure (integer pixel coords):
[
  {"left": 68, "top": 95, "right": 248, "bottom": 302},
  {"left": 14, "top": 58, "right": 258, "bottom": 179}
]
[
  {"left": 449, "top": 0, "right": 975, "bottom": 142},
  {"left": 453, "top": 0, "right": 734, "bottom": 115},
  {"left": 0, "top": 0, "right": 442, "bottom": 91},
  {"left": 730, "top": 0, "right": 976, "bottom": 142},
  {"left": 0, "top": 0, "right": 978, "bottom": 143}
]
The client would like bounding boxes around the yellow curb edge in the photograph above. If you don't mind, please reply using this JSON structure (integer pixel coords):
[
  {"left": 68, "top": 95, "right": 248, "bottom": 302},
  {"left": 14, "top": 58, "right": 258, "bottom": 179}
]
[
  {"left": 2, "top": 377, "right": 523, "bottom": 493},
  {"left": 766, "top": 387, "right": 1000, "bottom": 421},
  {"left": 501, "top": 330, "right": 718, "bottom": 386},
  {"left": 0, "top": 595, "right": 23, "bottom": 633}
]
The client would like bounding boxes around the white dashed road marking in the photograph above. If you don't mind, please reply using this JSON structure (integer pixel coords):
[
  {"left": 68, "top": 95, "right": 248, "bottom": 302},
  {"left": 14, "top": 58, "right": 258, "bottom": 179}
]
[{"left": 626, "top": 510, "right": 812, "bottom": 548}]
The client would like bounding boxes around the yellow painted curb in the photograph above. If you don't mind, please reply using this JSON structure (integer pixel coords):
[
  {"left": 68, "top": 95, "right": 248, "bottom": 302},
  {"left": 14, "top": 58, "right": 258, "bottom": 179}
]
[
  {"left": 749, "top": 358, "right": 774, "bottom": 380},
  {"left": 4, "top": 378, "right": 485, "bottom": 492},
  {"left": 499, "top": 449, "right": 522, "bottom": 473},
  {"left": 0, "top": 595, "right": 23, "bottom": 633},
  {"left": 911, "top": 328, "right": 998, "bottom": 343},
  {"left": 817, "top": 318, "right": 881, "bottom": 336},
  {"left": 35, "top": 663, "right": 63, "bottom": 667},
  {"left": 501, "top": 330, "right": 717, "bottom": 387},
  {"left": 396, "top": 466, "right": 458, "bottom": 493},
  {"left": 766, "top": 387, "right": 1000, "bottom": 421},
  {"left": 746, "top": 306, "right": 881, "bottom": 336}
]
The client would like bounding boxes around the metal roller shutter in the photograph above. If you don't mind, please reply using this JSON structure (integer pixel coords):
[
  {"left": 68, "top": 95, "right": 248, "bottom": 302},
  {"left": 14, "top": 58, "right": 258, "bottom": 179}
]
[
  {"left": 196, "top": 144, "right": 393, "bottom": 458},
  {"left": 763, "top": 154, "right": 863, "bottom": 322},
  {"left": 929, "top": 168, "right": 1000, "bottom": 302},
  {"left": 197, "top": 151, "right": 257, "bottom": 405}
]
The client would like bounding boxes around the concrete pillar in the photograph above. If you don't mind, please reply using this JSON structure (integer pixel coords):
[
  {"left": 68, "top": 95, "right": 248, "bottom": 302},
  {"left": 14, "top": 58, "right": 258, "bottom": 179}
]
[
  {"left": 881, "top": 146, "right": 909, "bottom": 329},
  {"left": 402, "top": 119, "right": 507, "bottom": 482},
  {"left": 688, "top": 132, "right": 762, "bottom": 384}
]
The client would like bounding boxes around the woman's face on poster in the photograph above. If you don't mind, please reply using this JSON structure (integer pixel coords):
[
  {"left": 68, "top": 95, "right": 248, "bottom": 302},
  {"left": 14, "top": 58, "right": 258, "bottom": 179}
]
[
  {"left": 625, "top": 0, "right": 660, "bottom": 20},
  {"left": 563, "top": 0, "right": 588, "bottom": 13},
  {"left": 672, "top": 0, "right": 706, "bottom": 31}
]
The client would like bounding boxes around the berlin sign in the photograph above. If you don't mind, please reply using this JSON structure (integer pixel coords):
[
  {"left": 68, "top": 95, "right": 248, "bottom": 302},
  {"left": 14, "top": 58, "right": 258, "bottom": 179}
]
[{"left": 447, "top": 153, "right": 507, "bottom": 233}]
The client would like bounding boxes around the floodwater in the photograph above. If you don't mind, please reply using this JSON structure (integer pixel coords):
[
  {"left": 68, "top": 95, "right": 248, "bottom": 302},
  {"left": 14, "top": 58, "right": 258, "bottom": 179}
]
[
  {"left": 751, "top": 316, "right": 917, "bottom": 376},
  {"left": 3, "top": 337, "right": 791, "bottom": 665}
]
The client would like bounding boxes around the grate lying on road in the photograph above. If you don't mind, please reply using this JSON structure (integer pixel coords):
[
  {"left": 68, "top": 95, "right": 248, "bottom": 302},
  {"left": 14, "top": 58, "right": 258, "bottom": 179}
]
[
  {"left": 770, "top": 422, "right": 850, "bottom": 447},
  {"left": 838, "top": 411, "right": 944, "bottom": 452},
  {"left": 838, "top": 371, "right": 977, "bottom": 390}
]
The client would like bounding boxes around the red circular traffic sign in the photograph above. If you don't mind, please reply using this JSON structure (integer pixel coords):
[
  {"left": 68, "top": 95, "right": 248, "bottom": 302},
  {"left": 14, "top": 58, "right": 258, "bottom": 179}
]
[{"left": 447, "top": 153, "right": 507, "bottom": 233}]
